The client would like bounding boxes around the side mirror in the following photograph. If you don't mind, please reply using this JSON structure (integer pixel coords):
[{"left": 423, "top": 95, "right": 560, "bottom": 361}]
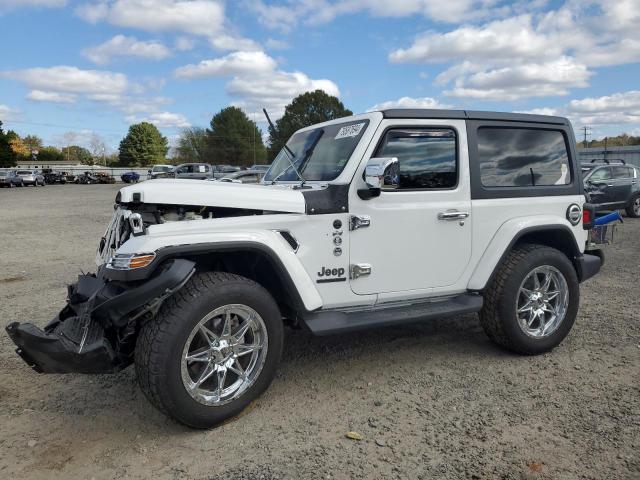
[{"left": 359, "top": 157, "right": 399, "bottom": 199}]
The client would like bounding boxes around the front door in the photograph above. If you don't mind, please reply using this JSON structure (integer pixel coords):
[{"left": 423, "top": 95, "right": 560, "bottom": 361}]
[
  {"left": 349, "top": 120, "right": 472, "bottom": 296},
  {"left": 610, "top": 166, "right": 633, "bottom": 205}
]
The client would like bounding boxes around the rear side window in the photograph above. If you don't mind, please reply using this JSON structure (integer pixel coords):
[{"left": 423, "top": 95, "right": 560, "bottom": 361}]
[
  {"left": 612, "top": 166, "right": 632, "bottom": 178},
  {"left": 376, "top": 128, "right": 457, "bottom": 189},
  {"left": 477, "top": 128, "right": 571, "bottom": 187}
]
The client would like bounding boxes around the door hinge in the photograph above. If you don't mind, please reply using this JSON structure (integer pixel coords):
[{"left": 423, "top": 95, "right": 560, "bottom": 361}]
[
  {"left": 350, "top": 263, "right": 372, "bottom": 280},
  {"left": 350, "top": 215, "right": 371, "bottom": 230}
]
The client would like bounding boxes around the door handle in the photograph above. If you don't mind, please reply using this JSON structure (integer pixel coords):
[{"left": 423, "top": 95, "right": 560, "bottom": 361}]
[{"left": 438, "top": 211, "right": 470, "bottom": 221}]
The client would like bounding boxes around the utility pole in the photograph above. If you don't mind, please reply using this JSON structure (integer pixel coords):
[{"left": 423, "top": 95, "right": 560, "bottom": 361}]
[{"left": 580, "top": 126, "right": 591, "bottom": 148}]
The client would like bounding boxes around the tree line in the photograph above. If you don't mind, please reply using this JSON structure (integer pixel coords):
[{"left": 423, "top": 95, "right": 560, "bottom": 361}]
[{"left": 577, "top": 133, "right": 640, "bottom": 149}]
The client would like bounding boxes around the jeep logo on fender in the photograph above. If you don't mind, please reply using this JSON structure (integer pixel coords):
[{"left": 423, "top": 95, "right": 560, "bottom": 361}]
[{"left": 316, "top": 267, "right": 346, "bottom": 283}]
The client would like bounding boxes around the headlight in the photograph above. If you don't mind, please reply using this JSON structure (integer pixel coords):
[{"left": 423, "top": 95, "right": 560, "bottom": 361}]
[{"left": 107, "top": 253, "right": 156, "bottom": 270}]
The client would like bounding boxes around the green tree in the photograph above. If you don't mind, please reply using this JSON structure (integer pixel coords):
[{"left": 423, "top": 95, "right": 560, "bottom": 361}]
[
  {"left": 0, "top": 121, "right": 18, "bottom": 168},
  {"left": 35, "top": 146, "right": 64, "bottom": 163},
  {"left": 118, "top": 122, "right": 168, "bottom": 166},
  {"left": 207, "top": 106, "right": 266, "bottom": 167},
  {"left": 23, "top": 134, "right": 43, "bottom": 153},
  {"left": 61, "top": 145, "right": 93, "bottom": 164},
  {"left": 267, "top": 90, "right": 352, "bottom": 160},
  {"left": 175, "top": 127, "right": 208, "bottom": 163}
]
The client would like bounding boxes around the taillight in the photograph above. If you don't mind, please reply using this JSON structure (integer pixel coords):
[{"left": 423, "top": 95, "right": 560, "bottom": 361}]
[{"left": 582, "top": 203, "right": 594, "bottom": 230}]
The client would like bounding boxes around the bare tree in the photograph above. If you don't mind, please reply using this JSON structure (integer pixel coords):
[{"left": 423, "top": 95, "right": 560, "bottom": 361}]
[
  {"left": 62, "top": 131, "right": 79, "bottom": 162},
  {"left": 89, "top": 133, "right": 107, "bottom": 165}
]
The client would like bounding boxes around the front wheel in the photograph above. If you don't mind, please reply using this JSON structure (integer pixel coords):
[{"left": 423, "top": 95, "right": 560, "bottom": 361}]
[
  {"left": 480, "top": 244, "right": 579, "bottom": 355},
  {"left": 135, "top": 272, "right": 283, "bottom": 428}
]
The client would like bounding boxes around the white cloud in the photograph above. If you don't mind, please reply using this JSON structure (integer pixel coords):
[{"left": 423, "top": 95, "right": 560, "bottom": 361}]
[
  {"left": 389, "top": 1, "right": 640, "bottom": 101},
  {"left": 175, "top": 51, "right": 340, "bottom": 117},
  {"left": 75, "top": 0, "right": 257, "bottom": 51},
  {"left": 367, "top": 96, "right": 452, "bottom": 111},
  {"left": 83, "top": 35, "right": 171, "bottom": 65},
  {"left": 444, "top": 58, "right": 592, "bottom": 100},
  {"left": 265, "top": 38, "right": 290, "bottom": 50},
  {"left": 250, "top": 0, "right": 544, "bottom": 32},
  {"left": 127, "top": 111, "right": 191, "bottom": 128},
  {"left": 174, "top": 51, "right": 277, "bottom": 79},
  {"left": 521, "top": 90, "right": 640, "bottom": 129},
  {"left": 175, "top": 36, "right": 196, "bottom": 51},
  {"left": 0, "top": 0, "right": 66, "bottom": 12},
  {"left": 0, "top": 104, "right": 19, "bottom": 121},
  {"left": 2, "top": 66, "right": 128, "bottom": 95},
  {"left": 27, "top": 90, "right": 77, "bottom": 103}
]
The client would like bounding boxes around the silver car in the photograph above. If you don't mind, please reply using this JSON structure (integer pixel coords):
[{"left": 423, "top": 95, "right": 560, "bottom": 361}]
[
  {"left": 16, "top": 170, "right": 45, "bottom": 186},
  {"left": 174, "top": 163, "right": 213, "bottom": 180},
  {"left": 0, "top": 170, "right": 24, "bottom": 187}
]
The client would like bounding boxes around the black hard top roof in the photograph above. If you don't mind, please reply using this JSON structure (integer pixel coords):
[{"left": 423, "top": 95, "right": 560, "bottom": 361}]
[{"left": 380, "top": 109, "right": 569, "bottom": 125}]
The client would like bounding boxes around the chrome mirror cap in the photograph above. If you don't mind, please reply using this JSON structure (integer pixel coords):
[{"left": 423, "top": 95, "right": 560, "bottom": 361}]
[{"left": 364, "top": 157, "right": 399, "bottom": 190}]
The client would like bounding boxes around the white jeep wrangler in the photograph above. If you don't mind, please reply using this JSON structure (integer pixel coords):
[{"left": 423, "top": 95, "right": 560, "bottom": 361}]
[{"left": 7, "top": 109, "right": 603, "bottom": 428}]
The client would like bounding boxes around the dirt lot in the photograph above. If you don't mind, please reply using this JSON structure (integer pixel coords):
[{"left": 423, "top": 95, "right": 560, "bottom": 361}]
[{"left": 0, "top": 184, "right": 638, "bottom": 480}]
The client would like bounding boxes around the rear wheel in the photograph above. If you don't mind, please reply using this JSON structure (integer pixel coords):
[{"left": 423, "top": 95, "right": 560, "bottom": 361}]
[
  {"left": 480, "top": 244, "right": 579, "bottom": 355},
  {"left": 626, "top": 194, "right": 640, "bottom": 218},
  {"left": 135, "top": 272, "right": 283, "bottom": 428}
]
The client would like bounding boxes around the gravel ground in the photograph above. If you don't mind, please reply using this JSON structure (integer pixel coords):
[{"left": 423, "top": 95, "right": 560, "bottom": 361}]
[{"left": 0, "top": 184, "right": 638, "bottom": 480}]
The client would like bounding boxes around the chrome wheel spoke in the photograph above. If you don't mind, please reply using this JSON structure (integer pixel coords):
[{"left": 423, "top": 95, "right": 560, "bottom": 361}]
[
  {"left": 216, "top": 367, "right": 227, "bottom": 397},
  {"left": 546, "top": 290, "right": 560, "bottom": 301},
  {"left": 232, "top": 317, "right": 253, "bottom": 342},
  {"left": 185, "top": 347, "right": 210, "bottom": 363},
  {"left": 221, "top": 310, "right": 233, "bottom": 338},
  {"left": 228, "top": 359, "right": 247, "bottom": 380},
  {"left": 235, "top": 343, "right": 262, "bottom": 357},
  {"left": 191, "top": 363, "right": 215, "bottom": 390},
  {"left": 199, "top": 325, "right": 218, "bottom": 345}
]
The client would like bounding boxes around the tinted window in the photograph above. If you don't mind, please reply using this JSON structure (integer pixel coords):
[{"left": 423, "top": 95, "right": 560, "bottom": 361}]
[
  {"left": 612, "top": 166, "right": 631, "bottom": 178},
  {"left": 589, "top": 167, "right": 611, "bottom": 181},
  {"left": 376, "top": 129, "right": 457, "bottom": 189},
  {"left": 478, "top": 128, "right": 571, "bottom": 187}
]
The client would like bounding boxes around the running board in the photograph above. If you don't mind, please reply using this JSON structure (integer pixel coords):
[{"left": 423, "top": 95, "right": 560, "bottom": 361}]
[{"left": 302, "top": 293, "right": 483, "bottom": 336}]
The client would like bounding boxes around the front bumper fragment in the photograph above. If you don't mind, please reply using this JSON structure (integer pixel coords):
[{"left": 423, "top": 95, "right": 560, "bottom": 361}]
[{"left": 5, "top": 258, "right": 195, "bottom": 374}]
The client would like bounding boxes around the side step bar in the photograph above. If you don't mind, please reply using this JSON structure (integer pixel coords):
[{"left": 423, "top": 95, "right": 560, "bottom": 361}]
[{"left": 302, "top": 293, "right": 482, "bottom": 336}]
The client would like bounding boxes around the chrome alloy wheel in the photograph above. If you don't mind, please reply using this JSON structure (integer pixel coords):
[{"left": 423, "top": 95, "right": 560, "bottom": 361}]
[
  {"left": 181, "top": 304, "right": 268, "bottom": 406},
  {"left": 516, "top": 265, "right": 569, "bottom": 338},
  {"left": 633, "top": 197, "right": 640, "bottom": 216}
]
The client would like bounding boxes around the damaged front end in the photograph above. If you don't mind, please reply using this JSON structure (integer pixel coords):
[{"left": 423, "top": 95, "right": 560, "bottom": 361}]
[{"left": 6, "top": 259, "right": 195, "bottom": 374}]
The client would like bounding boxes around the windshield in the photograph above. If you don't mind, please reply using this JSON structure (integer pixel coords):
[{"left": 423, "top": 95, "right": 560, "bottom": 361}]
[
  {"left": 0, "top": 171, "right": 7, "bottom": 176},
  {"left": 17, "top": 171, "right": 32, "bottom": 175},
  {"left": 264, "top": 119, "right": 369, "bottom": 182}
]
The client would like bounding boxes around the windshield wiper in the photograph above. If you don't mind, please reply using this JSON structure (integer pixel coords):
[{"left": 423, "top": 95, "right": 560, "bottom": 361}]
[{"left": 263, "top": 108, "right": 306, "bottom": 184}]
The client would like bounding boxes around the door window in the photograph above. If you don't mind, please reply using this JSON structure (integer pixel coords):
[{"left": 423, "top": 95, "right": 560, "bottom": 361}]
[
  {"left": 375, "top": 128, "right": 457, "bottom": 189},
  {"left": 589, "top": 167, "right": 612, "bottom": 181}
]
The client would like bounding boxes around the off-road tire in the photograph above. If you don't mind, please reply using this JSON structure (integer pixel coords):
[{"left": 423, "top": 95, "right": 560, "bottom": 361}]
[
  {"left": 135, "top": 272, "right": 283, "bottom": 428},
  {"left": 626, "top": 194, "right": 640, "bottom": 218},
  {"left": 479, "top": 244, "right": 579, "bottom": 355}
]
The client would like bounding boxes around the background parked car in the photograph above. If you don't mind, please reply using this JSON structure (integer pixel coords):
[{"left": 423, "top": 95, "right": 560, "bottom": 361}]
[
  {"left": 42, "top": 169, "right": 67, "bottom": 184},
  {"left": 147, "top": 164, "right": 174, "bottom": 179},
  {"left": 16, "top": 170, "right": 45, "bottom": 186},
  {"left": 583, "top": 160, "right": 640, "bottom": 217},
  {"left": 250, "top": 164, "right": 271, "bottom": 172},
  {"left": 212, "top": 164, "right": 240, "bottom": 179},
  {"left": 75, "top": 171, "right": 100, "bottom": 184},
  {"left": 218, "top": 169, "right": 266, "bottom": 184},
  {"left": 174, "top": 163, "right": 213, "bottom": 180},
  {"left": 0, "top": 170, "right": 24, "bottom": 187},
  {"left": 121, "top": 171, "right": 140, "bottom": 183}
]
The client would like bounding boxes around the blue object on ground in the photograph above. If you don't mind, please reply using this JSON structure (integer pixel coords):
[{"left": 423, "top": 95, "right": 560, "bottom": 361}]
[{"left": 594, "top": 211, "right": 623, "bottom": 226}]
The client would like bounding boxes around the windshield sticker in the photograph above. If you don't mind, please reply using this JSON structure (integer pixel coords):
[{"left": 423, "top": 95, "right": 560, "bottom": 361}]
[{"left": 335, "top": 122, "right": 365, "bottom": 139}]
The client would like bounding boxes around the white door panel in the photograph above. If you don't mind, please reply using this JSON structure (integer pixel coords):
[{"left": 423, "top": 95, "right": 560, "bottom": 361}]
[{"left": 348, "top": 119, "right": 472, "bottom": 296}]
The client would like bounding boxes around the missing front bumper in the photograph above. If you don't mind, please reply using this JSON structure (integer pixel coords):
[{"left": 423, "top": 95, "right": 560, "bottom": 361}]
[
  {"left": 5, "top": 258, "right": 195, "bottom": 374},
  {"left": 6, "top": 316, "right": 119, "bottom": 374}
]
